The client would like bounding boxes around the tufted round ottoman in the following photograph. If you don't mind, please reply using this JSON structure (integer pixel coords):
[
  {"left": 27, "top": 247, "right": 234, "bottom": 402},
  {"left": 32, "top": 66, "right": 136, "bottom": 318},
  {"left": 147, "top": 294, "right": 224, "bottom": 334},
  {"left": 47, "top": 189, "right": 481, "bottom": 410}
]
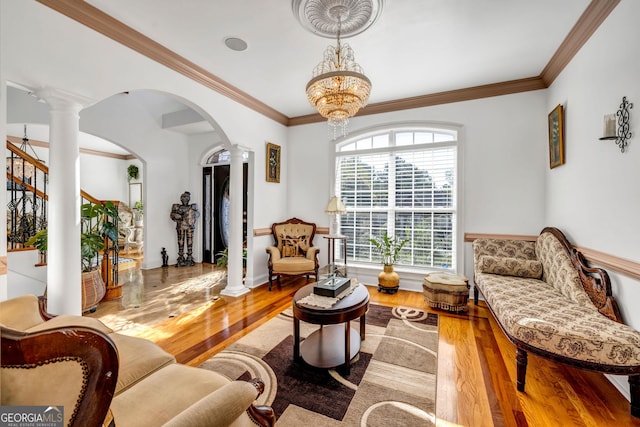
[{"left": 423, "top": 272, "right": 470, "bottom": 312}]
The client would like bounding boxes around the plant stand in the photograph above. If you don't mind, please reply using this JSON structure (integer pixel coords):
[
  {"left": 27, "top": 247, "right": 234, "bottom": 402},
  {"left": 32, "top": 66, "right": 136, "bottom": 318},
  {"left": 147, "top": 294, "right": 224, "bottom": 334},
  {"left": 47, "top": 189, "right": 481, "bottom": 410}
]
[
  {"left": 377, "top": 264, "right": 400, "bottom": 294},
  {"left": 101, "top": 256, "right": 123, "bottom": 301},
  {"left": 103, "top": 284, "right": 123, "bottom": 301},
  {"left": 82, "top": 269, "right": 106, "bottom": 312}
]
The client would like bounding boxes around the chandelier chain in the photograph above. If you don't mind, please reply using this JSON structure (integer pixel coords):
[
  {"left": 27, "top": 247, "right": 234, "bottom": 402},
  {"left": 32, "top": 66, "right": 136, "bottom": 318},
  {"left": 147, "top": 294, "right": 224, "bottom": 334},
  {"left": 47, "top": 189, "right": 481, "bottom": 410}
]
[{"left": 305, "top": 4, "right": 372, "bottom": 139}]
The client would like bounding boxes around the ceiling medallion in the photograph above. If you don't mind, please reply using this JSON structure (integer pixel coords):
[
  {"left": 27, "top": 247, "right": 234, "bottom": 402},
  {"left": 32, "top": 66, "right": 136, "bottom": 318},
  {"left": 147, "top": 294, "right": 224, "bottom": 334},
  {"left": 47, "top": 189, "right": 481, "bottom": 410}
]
[
  {"left": 297, "top": 0, "right": 381, "bottom": 138},
  {"left": 292, "top": 0, "right": 384, "bottom": 39}
]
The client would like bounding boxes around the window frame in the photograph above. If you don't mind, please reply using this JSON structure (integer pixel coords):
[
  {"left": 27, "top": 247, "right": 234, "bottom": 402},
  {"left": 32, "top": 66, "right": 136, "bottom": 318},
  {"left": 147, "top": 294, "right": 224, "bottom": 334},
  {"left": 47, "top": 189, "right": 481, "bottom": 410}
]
[{"left": 332, "top": 123, "right": 463, "bottom": 274}]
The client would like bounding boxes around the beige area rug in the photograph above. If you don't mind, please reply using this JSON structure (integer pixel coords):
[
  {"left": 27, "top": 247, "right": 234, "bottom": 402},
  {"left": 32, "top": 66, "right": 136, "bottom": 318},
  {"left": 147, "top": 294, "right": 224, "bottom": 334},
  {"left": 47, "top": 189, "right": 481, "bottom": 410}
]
[
  {"left": 93, "top": 269, "right": 227, "bottom": 335},
  {"left": 200, "top": 304, "right": 438, "bottom": 426}
]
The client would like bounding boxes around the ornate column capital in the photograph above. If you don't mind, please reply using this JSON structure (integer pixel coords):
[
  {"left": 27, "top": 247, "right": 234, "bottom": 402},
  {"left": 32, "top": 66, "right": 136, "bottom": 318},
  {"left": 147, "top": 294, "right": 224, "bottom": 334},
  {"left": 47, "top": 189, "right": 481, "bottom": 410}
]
[{"left": 32, "top": 87, "right": 94, "bottom": 113}]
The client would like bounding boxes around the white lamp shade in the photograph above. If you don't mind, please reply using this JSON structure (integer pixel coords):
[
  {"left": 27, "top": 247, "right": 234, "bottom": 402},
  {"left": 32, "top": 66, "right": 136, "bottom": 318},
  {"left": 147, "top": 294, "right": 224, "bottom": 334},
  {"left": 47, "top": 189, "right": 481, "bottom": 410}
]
[{"left": 325, "top": 196, "right": 346, "bottom": 215}]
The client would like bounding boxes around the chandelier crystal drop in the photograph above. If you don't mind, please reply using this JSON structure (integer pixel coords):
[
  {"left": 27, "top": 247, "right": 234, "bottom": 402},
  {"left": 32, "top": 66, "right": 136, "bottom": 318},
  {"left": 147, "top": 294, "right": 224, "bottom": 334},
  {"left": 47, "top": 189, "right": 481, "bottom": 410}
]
[{"left": 305, "top": 11, "right": 371, "bottom": 139}]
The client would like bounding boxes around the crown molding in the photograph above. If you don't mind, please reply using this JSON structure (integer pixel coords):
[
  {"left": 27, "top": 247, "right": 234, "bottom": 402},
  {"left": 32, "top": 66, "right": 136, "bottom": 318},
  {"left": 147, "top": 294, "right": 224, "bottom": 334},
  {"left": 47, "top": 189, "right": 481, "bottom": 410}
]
[
  {"left": 540, "top": 0, "right": 620, "bottom": 86},
  {"left": 8, "top": 135, "right": 134, "bottom": 160},
  {"left": 36, "top": 0, "right": 289, "bottom": 126},
  {"left": 289, "top": 77, "right": 547, "bottom": 126},
  {"left": 38, "top": 0, "right": 617, "bottom": 127}
]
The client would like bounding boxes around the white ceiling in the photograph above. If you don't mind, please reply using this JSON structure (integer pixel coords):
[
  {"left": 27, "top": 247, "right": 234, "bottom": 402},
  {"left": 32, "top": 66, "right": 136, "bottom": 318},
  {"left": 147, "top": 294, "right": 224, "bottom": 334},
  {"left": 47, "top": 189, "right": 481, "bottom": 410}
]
[{"left": 84, "top": 0, "right": 591, "bottom": 119}]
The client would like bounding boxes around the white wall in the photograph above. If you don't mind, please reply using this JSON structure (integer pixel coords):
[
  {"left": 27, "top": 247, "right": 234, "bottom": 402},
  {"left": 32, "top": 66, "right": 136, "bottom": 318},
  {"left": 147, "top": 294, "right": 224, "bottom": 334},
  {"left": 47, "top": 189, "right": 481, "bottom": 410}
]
[
  {"left": 546, "top": 0, "right": 640, "bottom": 328},
  {"left": 545, "top": 0, "right": 640, "bottom": 398},
  {"left": 79, "top": 152, "right": 129, "bottom": 203},
  {"left": 1, "top": 0, "right": 287, "bottom": 283},
  {"left": 81, "top": 94, "right": 190, "bottom": 269},
  {"left": 7, "top": 251, "right": 46, "bottom": 298},
  {"left": 288, "top": 91, "right": 548, "bottom": 289},
  {"left": 0, "top": 61, "right": 6, "bottom": 299}
]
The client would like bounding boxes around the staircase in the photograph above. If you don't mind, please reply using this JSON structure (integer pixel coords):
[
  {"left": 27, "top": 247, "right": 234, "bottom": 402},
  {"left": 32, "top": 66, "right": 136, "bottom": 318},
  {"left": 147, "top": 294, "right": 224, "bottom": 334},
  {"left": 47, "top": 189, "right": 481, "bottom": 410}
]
[{"left": 6, "top": 139, "right": 121, "bottom": 290}]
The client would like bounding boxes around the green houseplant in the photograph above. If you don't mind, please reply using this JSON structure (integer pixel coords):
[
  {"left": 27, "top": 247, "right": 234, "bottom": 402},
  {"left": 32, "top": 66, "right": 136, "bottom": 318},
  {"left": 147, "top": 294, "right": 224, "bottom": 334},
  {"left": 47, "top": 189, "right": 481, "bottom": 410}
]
[
  {"left": 127, "top": 164, "right": 139, "bottom": 182},
  {"left": 81, "top": 200, "right": 119, "bottom": 309},
  {"left": 26, "top": 229, "right": 48, "bottom": 265},
  {"left": 369, "top": 232, "right": 409, "bottom": 294},
  {"left": 25, "top": 201, "right": 119, "bottom": 311},
  {"left": 215, "top": 247, "right": 248, "bottom": 269},
  {"left": 133, "top": 200, "right": 144, "bottom": 224},
  {"left": 25, "top": 201, "right": 119, "bottom": 272},
  {"left": 80, "top": 201, "right": 119, "bottom": 272}
]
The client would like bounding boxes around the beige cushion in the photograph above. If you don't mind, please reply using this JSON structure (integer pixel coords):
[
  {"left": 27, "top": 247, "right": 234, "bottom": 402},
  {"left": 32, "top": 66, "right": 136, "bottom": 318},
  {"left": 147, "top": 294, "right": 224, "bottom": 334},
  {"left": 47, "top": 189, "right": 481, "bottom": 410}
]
[
  {"left": 26, "top": 314, "right": 114, "bottom": 335},
  {"left": 2, "top": 360, "right": 84, "bottom": 427},
  {"left": 424, "top": 272, "right": 468, "bottom": 290},
  {"left": 475, "top": 272, "right": 640, "bottom": 366},
  {"left": 478, "top": 255, "right": 543, "bottom": 279},
  {"left": 281, "top": 235, "right": 309, "bottom": 257},
  {"left": 108, "top": 333, "right": 176, "bottom": 395},
  {"left": 275, "top": 223, "right": 314, "bottom": 254},
  {"left": 110, "top": 364, "right": 246, "bottom": 427},
  {"left": 161, "top": 381, "right": 260, "bottom": 427},
  {"left": 535, "top": 231, "right": 596, "bottom": 308},
  {"left": 0, "top": 295, "right": 44, "bottom": 330},
  {"left": 272, "top": 257, "right": 315, "bottom": 274}
]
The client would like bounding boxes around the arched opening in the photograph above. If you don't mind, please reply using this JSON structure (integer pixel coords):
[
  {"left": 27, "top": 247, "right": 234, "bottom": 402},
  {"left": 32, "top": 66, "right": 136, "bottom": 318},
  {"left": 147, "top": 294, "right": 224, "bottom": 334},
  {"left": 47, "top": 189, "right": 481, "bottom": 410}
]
[
  {"left": 201, "top": 148, "right": 249, "bottom": 265},
  {"left": 5, "top": 83, "right": 252, "bottom": 300}
]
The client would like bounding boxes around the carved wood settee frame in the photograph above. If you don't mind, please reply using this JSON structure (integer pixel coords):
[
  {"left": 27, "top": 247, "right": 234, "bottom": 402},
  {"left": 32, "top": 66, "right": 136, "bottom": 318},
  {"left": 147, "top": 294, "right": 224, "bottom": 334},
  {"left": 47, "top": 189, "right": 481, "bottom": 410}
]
[{"left": 473, "top": 227, "right": 640, "bottom": 418}]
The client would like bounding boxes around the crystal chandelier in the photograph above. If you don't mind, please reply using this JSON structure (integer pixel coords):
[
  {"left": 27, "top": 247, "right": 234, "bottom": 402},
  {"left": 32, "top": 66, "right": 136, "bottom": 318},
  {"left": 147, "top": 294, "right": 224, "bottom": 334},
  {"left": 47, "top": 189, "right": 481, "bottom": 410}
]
[
  {"left": 305, "top": 6, "right": 372, "bottom": 139},
  {"left": 6, "top": 125, "right": 43, "bottom": 183}
]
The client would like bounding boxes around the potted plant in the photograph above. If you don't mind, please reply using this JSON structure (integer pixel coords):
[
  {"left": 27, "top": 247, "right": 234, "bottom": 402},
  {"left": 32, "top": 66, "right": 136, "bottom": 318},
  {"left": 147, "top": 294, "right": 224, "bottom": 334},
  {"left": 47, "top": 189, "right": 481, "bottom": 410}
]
[
  {"left": 26, "top": 229, "right": 48, "bottom": 265},
  {"left": 133, "top": 200, "right": 144, "bottom": 226},
  {"left": 369, "top": 232, "right": 409, "bottom": 294},
  {"left": 215, "top": 247, "right": 248, "bottom": 277},
  {"left": 24, "top": 201, "right": 119, "bottom": 311},
  {"left": 81, "top": 201, "right": 120, "bottom": 305},
  {"left": 127, "top": 164, "right": 139, "bottom": 182}
]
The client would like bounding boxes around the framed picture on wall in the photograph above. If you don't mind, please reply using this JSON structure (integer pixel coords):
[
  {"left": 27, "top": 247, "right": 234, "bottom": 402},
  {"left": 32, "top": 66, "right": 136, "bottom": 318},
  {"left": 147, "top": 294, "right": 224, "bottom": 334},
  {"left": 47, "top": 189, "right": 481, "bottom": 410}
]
[
  {"left": 266, "top": 142, "right": 280, "bottom": 183},
  {"left": 548, "top": 104, "right": 565, "bottom": 169},
  {"left": 129, "top": 182, "right": 142, "bottom": 207}
]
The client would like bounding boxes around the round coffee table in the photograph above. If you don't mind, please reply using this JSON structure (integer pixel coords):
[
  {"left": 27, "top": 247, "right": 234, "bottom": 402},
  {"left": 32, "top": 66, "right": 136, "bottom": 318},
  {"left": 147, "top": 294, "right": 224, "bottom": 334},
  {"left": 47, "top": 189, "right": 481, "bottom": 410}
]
[{"left": 292, "top": 283, "right": 369, "bottom": 374}]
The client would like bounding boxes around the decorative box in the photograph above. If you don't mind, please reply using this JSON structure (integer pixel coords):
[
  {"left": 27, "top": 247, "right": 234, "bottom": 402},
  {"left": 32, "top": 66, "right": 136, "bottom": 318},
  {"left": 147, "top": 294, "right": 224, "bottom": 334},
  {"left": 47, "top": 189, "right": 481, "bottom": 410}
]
[{"left": 313, "top": 277, "right": 351, "bottom": 298}]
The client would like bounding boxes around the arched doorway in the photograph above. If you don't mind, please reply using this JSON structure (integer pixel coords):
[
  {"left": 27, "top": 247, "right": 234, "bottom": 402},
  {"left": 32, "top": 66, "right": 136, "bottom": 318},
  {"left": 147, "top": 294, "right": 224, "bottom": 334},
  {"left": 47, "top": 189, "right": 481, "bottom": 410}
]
[{"left": 202, "top": 149, "right": 248, "bottom": 264}]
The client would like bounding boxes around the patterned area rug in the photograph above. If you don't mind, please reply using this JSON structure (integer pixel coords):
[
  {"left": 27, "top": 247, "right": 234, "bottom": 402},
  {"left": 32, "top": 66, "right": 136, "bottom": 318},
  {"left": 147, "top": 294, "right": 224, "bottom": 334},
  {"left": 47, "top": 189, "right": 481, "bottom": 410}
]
[{"left": 200, "top": 304, "right": 438, "bottom": 426}]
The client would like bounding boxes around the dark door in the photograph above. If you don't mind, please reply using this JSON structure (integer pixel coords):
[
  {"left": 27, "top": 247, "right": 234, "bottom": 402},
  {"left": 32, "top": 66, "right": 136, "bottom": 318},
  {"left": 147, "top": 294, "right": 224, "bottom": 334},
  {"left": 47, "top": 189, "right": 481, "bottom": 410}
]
[{"left": 202, "top": 164, "right": 248, "bottom": 264}]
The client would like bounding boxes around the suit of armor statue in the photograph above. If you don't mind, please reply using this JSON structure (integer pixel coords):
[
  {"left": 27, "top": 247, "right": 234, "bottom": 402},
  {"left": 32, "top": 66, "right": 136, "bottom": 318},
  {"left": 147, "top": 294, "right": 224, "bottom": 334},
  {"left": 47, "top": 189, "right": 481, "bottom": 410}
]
[{"left": 170, "top": 191, "right": 200, "bottom": 267}]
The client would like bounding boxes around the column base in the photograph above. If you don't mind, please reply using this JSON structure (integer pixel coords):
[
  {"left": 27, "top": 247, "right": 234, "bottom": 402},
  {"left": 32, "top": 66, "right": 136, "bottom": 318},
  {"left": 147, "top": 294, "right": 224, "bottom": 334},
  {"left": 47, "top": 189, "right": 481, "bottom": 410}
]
[{"left": 221, "top": 286, "right": 250, "bottom": 297}]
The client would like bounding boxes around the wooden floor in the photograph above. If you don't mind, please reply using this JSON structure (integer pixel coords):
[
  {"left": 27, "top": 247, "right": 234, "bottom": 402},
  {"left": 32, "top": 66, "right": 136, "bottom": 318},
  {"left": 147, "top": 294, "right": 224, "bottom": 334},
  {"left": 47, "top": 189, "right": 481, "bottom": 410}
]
[{"left": 89, "top": 264, "right": 640, "bottom": 426}]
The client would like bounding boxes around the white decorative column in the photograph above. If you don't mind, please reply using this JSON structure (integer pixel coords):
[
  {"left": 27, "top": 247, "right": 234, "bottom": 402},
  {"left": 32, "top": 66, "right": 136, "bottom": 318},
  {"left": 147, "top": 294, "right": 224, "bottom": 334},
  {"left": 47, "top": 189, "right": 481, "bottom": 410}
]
[
  {"left": 0, "top": 81, "right": 7, "bottom": 301},
  {"left": 36, "top": 88, "right": 90, "bottom": 315},
  {"left": 221, "top": 144, "right": 249, "bottom": 297}
]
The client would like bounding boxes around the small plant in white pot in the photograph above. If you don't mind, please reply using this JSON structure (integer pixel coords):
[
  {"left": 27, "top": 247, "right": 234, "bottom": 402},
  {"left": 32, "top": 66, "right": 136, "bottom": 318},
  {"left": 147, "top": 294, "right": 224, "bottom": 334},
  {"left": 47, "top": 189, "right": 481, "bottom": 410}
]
[
  {"left": 134, "top": 201, "right": 144, "bottom": 226},
  {"left": 369, "top": 232, "right": 409, "bottom": 294}
]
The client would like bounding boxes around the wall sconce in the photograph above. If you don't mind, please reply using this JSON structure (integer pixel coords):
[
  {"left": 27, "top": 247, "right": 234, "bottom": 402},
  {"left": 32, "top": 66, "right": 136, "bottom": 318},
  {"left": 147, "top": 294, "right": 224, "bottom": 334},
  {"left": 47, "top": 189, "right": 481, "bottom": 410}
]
[{"left": 599, "top": 96, "right": 633, "bottom": 152}]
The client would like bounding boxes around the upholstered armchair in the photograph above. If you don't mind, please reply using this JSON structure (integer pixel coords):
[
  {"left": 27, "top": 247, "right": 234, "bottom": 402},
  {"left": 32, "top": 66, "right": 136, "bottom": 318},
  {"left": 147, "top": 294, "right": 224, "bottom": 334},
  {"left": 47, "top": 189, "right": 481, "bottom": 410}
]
[
  {"left": 266, "top": 217, "right": 320, "bottom": 290},
  {"left": 118, "top": 202, "right": 143, "bottom": 254},
  {"left": 0, "top": 295, "right": 276, "bottom": 427}
]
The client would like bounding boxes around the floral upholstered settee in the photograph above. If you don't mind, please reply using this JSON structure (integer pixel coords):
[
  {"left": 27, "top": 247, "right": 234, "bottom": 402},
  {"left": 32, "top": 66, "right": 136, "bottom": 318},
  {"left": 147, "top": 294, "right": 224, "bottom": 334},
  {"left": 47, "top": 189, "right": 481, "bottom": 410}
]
[
  {"left": 266, "top": 217, "right": 319, "bottom": 291},
  {"left": 0, "top": 295, "right": 275, "bottom": 427},
  {"left": 473, "top": 227, "right": 640, "bottom": 418}
]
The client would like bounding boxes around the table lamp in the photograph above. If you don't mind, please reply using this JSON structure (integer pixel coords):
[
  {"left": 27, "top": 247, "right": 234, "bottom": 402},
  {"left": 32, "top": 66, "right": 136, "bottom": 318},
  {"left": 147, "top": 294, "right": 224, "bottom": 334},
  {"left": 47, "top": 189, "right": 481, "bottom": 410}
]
[{"left": 325, "top": 196, "right": 346, "bottom": 235}]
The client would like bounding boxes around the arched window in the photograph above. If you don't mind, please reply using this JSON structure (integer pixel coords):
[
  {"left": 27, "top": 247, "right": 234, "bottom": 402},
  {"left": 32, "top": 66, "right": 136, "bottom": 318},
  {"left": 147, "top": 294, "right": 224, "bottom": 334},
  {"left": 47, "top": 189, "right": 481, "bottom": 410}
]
[{"left": 335, "top": 127, "right": 459, "bottom": 271}]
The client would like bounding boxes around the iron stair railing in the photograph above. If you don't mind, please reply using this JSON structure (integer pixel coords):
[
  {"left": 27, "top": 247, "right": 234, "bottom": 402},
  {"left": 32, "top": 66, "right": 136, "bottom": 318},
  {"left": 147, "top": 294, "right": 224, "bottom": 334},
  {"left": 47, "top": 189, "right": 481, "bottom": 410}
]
[{"left": 6, "top": 139, "right": 120, "bottom": 289}]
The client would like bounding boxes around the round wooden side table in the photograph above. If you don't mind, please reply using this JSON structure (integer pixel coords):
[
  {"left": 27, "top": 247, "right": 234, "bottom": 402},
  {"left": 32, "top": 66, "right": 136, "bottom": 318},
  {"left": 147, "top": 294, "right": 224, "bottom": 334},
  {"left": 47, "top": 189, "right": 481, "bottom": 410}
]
[{"left": 292, "top": 283, "right": 369, "bottom": 374}]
